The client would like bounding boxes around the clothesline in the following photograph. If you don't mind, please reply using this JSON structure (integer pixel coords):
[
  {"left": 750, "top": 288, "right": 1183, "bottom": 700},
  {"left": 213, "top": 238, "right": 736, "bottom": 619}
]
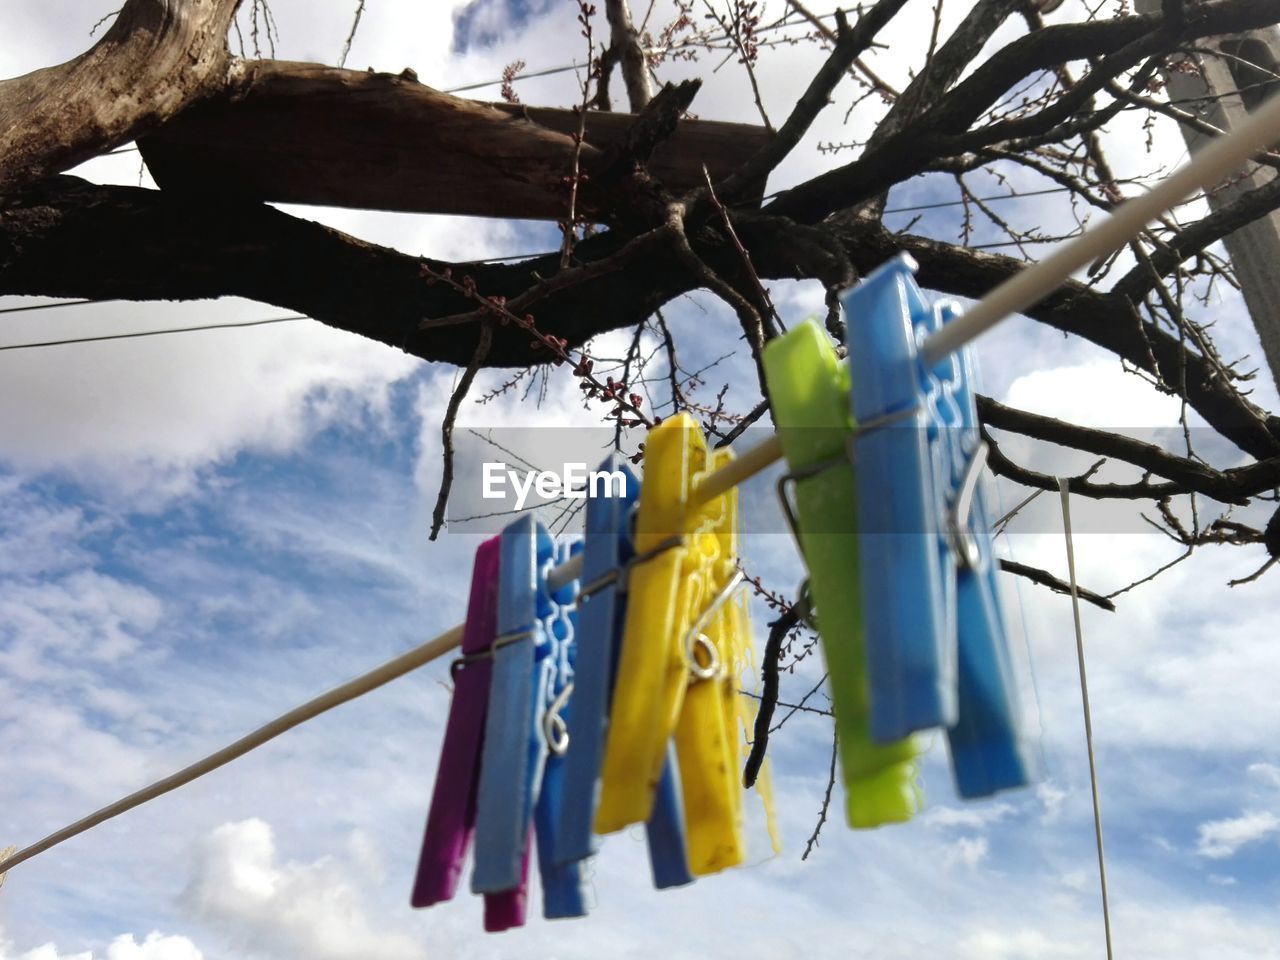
[{"left": 5, "top": 74, "right": 1280, "bottom": 882}]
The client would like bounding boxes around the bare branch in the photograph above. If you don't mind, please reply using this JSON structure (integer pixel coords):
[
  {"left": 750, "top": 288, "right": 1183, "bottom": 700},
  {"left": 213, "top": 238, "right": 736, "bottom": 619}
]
[
  {"left": 430, "top": 322, "right": 494, "bottom": 540},
  {"left": 999, "top": 559, "right": 1117, "bottom": 611},
  {"left": 604, "top": 0, "right": 653, "bottom": 111}
]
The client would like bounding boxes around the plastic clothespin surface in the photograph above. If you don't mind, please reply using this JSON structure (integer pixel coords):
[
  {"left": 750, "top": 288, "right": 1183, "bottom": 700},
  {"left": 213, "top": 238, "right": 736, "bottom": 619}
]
[
  {"left": 843, "top": 253, "right": 958, "bottom": 743},
  {"left": 845, "top": 257, "right": 1031, "bottom": 798},
  {"left": 532, "top": 538, "right": 587, "bottom": 919},
  {"left": 472, "top": 516, "right": 552, "bottom": 898},
  {"left": 937, "top": 306, "right": 1033, "bottom": 798},
  {"left": 595, "top": 414, "right": 721, "bottom": 834},
  {"left": 763, "top": 320, "right": 924, "bottom": 829},
  {"left": 410, "top": 537, "right": 527, "bottom": 930},
  {"left": 673, "top": 447, "right": 750, "bottom": 876},
  {"left": 553, "top": 458, "right": 693, "bottom": 890},
  {"left": 411, "top": 536, "right": 500, "bottom": 908}
]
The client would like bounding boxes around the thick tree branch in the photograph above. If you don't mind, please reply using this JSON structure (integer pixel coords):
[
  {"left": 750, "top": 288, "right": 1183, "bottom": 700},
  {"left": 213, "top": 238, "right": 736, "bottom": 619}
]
[
  {"left": 1115, "top": 173, "right": 1280, "bottom": 301},
  {"left": 0, "top": 0, "right": 242, "bottom": 191},
  {"left": 977, "top": 395, "right": 1262, "bottom": 504},
  {"left": 4, "top": 179, "right": 1278, "bottom": 463}
]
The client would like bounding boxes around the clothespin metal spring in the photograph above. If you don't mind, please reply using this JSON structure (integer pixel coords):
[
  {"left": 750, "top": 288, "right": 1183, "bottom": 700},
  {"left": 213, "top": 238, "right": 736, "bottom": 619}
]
[
  {"left": 681, "top": 569, "right": 746, "bottom": 682},
  {"left": 577, "top": 533, "right": 686, "bottom": 601},
  {"left": 542, "top": 681, "right": 574, "bottom": 756},
  {"left": 774, "top": 403, "right": 921, "bottom": 549},
  {"left": 449, "top": 627, "right": 536, "bottom": 677},
  {"left": 946, "top": 442, "right": 989, "bottom": 571}
]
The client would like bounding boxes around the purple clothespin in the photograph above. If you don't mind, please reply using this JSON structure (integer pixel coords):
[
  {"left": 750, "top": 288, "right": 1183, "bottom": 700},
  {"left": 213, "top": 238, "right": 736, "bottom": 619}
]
[{"left": 410, "top": 537, "right": 527, "bottom": 930}]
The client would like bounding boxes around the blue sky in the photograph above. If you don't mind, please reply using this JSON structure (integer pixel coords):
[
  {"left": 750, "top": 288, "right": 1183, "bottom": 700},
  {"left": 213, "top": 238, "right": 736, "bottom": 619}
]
[{"left": 2, "top": 2, "right": 1279, "bottom": 958}]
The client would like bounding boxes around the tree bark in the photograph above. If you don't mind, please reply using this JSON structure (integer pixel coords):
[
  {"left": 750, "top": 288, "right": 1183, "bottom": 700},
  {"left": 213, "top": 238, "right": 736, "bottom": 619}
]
[{"left": 0, "top": 0, "right": 242, "bottom": 191}]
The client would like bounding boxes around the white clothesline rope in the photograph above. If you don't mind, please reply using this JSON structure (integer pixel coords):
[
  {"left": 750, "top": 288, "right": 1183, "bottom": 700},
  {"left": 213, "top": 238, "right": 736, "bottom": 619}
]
[
  {"left": 5, "top": 74, "right": 1280, "bottom": 882},
  {"left": 1058, "top": 480, "right": 1115, "bottom": 960}
]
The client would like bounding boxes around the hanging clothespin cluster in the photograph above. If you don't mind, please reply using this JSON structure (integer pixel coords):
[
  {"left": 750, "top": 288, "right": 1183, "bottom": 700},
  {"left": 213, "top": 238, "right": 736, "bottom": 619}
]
[
  {"left": 413, "top": 419, "right": 777, "bottom": 932},
  {"left": 765, "top": 253, "right": 1033, "bottom": 827}
]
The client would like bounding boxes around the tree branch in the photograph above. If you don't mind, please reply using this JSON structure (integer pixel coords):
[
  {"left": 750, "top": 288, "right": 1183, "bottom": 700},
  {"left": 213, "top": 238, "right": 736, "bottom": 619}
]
[
  {"left": 999, "top": 559, "right": 1117, "bottom": 611},
  {"left": 0, "top": 0, "right": 243, "bottom": 191}
]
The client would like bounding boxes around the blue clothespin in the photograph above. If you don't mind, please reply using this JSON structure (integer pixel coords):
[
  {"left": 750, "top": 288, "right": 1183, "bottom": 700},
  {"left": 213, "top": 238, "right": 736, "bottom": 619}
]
[
  {"left": 472, "top": 516, "right": 554, "bottom": 897},
  {"left": 532, "top": 537, "right": 588, "bottom": 918},
  {"left": 844, "top": 254, "right": 1031, "bottom": 797},
  {"left": 844, "top": 254, "right": 957, "bottom": 742},
  {"left": 937, "top": 310, "right": 1033, "bottom": 798},
  {"left": 552, "top": 458, "right": 693, "bottom": 889}
]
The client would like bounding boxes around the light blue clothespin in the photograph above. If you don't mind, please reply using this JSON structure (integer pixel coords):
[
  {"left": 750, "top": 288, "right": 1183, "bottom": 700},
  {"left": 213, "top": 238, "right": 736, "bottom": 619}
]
[
  {"left": 844, "top": 254, "right": 1031, "bottom": 797},
  {"left": 472, "top": 516, "right": 553, "bottom": 896},
  {"left": 552, "top": 458, "right": 693, "bottom": 889}
]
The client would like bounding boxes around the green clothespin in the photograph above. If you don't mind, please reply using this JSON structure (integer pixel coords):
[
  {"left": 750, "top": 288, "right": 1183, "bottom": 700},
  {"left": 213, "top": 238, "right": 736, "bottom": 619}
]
[{"left": 763, "top": 319, "right": 924, "bottom": 828}]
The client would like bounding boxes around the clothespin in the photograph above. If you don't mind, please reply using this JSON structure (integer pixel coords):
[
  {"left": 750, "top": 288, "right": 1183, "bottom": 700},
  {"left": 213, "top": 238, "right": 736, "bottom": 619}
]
[
  {"left": 763, "top": 321, "right": 924, "bottom": 829},
  {"left": 596, "top": 417, "right": 775, "bottom": 871},
  {"left": 936, "top": 304, "right": 1033, "bottom": 798},
  {"left": 410, "top": 537, "right": 526, "bottom": 930},
  {"left": 531, "top": 538, "right": 588, "bottom": 919},
  {"left": 595, "top": 415, "right": 724, "bottom": 834},
  {"left": 843, "top": 254, "right": 1030, "bottom": 796},
  {"left": 471, "top": 516, "right": 557, "bottom": 928},
  {"left": 553, "top": 457, "right": 693, "bottom": 889},
  {"left": 673, "top": 447, "right": 756, "bottom": 875}
]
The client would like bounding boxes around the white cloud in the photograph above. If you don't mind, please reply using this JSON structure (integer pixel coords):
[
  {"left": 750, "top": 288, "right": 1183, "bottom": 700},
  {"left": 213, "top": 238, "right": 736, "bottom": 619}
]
[
  {"left": 1196, "top": 811, "right": 1280, "bottom": 859},
  {"left": 0, "top": 312, "right": 420, "bottom": 502},
  {"left": 1247, "top": 762, "right": 1280, "bottom": 790},
  {"left": 1004, "top": 360, "right": 1184, "bottom": 431},
  {"left": 922, "top": 802, "right": 1016, "bottom": 829},
  {"left": 182, "top": 819, "right": 425, "bottom": 960},
  {"left": 943, "top": 835, "right": 990, "bottom": 870},
  {"left": 0, "top": 929, "right": 199, "bottom": 960},
  {"left": 1037, "top": 783, "right": 1067, "bottom": 824}
]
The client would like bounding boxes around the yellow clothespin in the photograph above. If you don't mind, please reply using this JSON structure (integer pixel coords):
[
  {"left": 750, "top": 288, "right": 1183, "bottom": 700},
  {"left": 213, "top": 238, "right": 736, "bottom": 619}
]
[
  {"left": 674, "top": 447, "right": 752, "bottom": 875},
  {"left": 595, "top": 415, "right": 723, "bottom": 835},
  {"left": 596, "top": 420, "right": 778, "bottom": 875}
]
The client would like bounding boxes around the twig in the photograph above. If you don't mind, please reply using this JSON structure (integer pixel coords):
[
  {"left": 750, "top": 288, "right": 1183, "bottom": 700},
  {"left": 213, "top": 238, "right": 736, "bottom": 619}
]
[
  {"left": 1229, "top": 557, "right": 1278, "bottom": 587},
  {"left": 743, "top": 607, "right": 799, "bottom": 788},
  {"left": 665, "top": 204, "right": 768, "bottom": 390},
  {"left": 802, "top": 729, "right": 838, "bottom": 860},
  {"left": 1000, "top": 558, "right": 1116, "bottom": 612},
  {"left": 702, "top": 165, "right": 781, "bottom": 338},
  {"left": 715, "top": 2, "right": 910, "bottom": 200},
  {"left": 714, "top": 398, "right": 769, "bottom": 448},
  {"left": 339, "top": 0, "right": 367, "bottom": 68},
  {"left": 430, "top": 321, "right": 494, "bottom": 540},
  {"left": 1106, "top": 545, "right": 1194, "bottom": 599},
  {"left": 563, "top": 3, "right": 599, "bottom": 269},
  {"left": 89, "top": 8, "right": 121, "bottom": 36}
]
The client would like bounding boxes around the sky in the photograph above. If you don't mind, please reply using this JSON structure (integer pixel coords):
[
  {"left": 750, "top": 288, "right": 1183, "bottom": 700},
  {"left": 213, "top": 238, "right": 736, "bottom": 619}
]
[{"left": 2, "top": 1, "right": 1279, "bottom": 958}]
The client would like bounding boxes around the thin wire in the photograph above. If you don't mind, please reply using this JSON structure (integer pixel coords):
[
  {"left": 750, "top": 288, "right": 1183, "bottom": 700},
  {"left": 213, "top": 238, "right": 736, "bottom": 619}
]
[
  {"left": 444, "top": 61, "right": 588, "bottom": 94},
  {"left": 440, "top": 10, "right": 842, "bottom": 95},
  {"left": 0, "top": 299, "right": 109, "bottom": 315},
  {"left": 0, "top": 315, "right": 307, "bottom": 352},
  {"left": 1057, "top": 479, "right": 1115, "bottom": 960}
]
